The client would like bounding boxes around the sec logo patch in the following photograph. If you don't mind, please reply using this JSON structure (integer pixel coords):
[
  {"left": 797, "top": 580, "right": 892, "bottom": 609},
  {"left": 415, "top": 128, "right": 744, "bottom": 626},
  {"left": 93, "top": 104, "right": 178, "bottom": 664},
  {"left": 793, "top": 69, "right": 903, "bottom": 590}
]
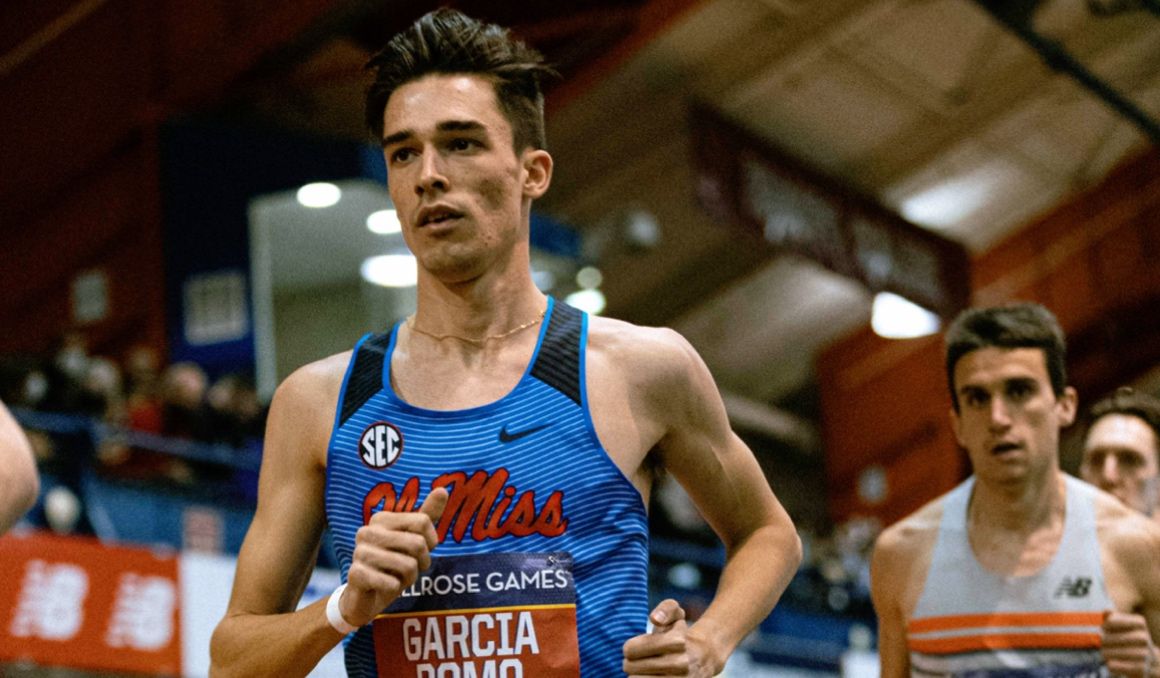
[{"left": 360, "top": 422, "right": 403, "bottom": 469}]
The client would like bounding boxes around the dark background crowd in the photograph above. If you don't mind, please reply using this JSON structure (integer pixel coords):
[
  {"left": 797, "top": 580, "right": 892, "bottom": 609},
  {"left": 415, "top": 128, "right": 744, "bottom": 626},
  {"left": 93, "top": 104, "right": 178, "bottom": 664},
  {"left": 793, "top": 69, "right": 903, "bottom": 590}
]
[{"left": 0, "top": 331, "right": 266, "bottom": 494}]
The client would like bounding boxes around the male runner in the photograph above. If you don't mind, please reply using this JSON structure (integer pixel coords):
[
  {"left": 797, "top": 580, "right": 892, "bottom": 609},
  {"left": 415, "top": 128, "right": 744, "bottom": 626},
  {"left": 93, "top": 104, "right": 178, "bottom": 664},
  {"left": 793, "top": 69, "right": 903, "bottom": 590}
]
[
  {"left": 871, "top": 303, "right": 1160, "bottom": 677},
  {"left": 1081, "top": 387, "right": 1160, "bottom": 522},
  {"left": 210, "top": 9, "right": 801, "bottom": 677}
]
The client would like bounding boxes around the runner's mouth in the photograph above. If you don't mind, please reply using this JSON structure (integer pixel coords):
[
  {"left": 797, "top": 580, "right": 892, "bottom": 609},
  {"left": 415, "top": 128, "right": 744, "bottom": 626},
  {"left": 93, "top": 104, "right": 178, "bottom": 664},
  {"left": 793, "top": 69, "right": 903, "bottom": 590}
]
[
  {"left": 418, "top": 207, "right": 464, "bottom": 226},
  {"left": 990, "top": 442, "right": 1021, "bottom": 455}
]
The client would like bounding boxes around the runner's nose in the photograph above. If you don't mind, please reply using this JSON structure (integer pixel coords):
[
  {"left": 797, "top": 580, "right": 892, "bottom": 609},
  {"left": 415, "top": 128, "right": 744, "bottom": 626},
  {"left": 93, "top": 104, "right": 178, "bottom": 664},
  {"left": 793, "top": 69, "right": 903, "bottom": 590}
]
[{"left": 1101, "top": 455, "right": 1120, "bottom": 484}]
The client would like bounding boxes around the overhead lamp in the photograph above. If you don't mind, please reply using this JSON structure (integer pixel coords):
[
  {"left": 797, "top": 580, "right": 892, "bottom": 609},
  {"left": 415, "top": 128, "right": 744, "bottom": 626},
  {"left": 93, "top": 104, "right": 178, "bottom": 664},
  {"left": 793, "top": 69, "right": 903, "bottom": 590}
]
[
  {"left": 575, "top": 266, "right": 603, "bottom": 290},
  {"left": 361, "top": 254, "right": 417, "bottom": 288},
  {"left": 871, "top": 292, "right": 940, "bottom": 339},
  {"left": 566, "top": 288, "right": 606, "bottom": 315},
  {"left": 899, "top": 173, "right": 996, "bottom": 228},
  {"left": 297, "top": 182, "right": 341, "bottom": 208},
  {"left": 367, "top": 209, "right": 401, "bottom": 234}
]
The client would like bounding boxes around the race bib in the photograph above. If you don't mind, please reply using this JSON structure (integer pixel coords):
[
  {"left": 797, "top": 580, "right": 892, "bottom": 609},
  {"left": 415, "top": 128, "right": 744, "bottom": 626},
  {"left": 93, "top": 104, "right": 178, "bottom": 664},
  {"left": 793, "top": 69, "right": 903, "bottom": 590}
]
[{"left": 373, "top": 552, "right": 580, "bottom": 677}]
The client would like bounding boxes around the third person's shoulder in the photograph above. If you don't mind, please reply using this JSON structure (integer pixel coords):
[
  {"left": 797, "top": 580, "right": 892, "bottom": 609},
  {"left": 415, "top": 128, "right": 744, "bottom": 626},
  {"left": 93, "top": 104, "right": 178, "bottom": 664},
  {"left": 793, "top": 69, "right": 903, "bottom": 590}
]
[{"left": 1091, "top": 487, "right": 1160, "bottom": 569}]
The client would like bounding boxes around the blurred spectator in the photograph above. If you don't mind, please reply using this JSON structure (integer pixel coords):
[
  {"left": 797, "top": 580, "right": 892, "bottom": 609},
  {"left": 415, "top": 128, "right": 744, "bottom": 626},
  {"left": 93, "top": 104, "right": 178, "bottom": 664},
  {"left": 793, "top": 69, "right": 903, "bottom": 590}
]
[
  {"left": 777, "top": 518, "right": 878, "bottom": 622},
  {"left": 40, "top": 330, "right": 91, "bottom": 412},
  {"left": 3, "top": 341, "right": 267, "bottom": 497},
  {"left": 1080, "top": 386, "right": 1160, "bottom": 519},
  {"left": 54, "top": 331, "right": 89, "bottom": 384},
  {"left": 124, "top": 344, "right": 161, "bottom": 409},
  {"left": 834, "top": 516, "right": 880, "bottom": 603},
  {"left": 123, "top": 361, "right": 207, "bottom": 437},
  {"left": 205, "top": 373, "right": 266, "bottom": 447},
  {"left": 76, "top": 356, "right": 127, "bottom": 424},
  {"left": 99, "top": 362, "right": 208, "bottom": 485},
  {"left": 21, "top": 367, "right": 50, "bottom": 409},
  {"left": 159, "top": 362, "right": 210, "bottom": 440},
  {"left": 0, "top": 358, "right": 51, "bottom": 411}
]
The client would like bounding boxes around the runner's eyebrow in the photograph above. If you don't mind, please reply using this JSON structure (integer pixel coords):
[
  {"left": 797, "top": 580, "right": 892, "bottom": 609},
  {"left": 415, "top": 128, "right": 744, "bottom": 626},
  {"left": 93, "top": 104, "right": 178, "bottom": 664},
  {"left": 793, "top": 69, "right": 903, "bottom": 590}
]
[
  {"left": 381, "top": 129, "right": 413, "bottom": 148},
  {"left": 382, "top": 121, "right": 487, "bottom": 148},
  {"left": 436, "top": 120, "right": 486, "bottom": 134}
]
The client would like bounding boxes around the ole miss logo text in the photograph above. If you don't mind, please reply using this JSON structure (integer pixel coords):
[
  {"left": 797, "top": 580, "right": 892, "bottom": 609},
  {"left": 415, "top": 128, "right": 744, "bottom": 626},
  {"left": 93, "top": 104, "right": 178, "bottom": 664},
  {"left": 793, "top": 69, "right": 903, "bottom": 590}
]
[{"left": 363, "top": 468, "right": 567, "bottom": 543}]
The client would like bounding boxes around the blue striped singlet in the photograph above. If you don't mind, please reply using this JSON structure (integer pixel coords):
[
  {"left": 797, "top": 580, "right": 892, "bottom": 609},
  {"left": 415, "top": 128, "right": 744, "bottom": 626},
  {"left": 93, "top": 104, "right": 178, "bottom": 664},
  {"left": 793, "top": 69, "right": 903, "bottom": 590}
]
[{"left": 325, "top": 298, "right": 650, "bottom": 677}]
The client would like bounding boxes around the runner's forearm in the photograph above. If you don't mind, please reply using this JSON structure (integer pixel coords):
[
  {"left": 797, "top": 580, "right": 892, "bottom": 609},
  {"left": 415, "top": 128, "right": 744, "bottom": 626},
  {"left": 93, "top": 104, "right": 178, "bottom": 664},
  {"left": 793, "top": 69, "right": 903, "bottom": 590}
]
[
  {"left": 696, "top": 523, "right": 802, "bottom": 666},
  {"left": 209, "top": 597, "right": 346, "bottom": 678}
]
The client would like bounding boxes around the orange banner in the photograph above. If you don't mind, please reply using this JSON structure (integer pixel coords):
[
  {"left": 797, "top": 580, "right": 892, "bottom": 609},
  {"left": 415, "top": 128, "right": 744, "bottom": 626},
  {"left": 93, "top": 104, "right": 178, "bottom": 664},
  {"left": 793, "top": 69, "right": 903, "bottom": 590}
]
[{"left": 0, "top": 531, "right": 182, "bottom": 675}]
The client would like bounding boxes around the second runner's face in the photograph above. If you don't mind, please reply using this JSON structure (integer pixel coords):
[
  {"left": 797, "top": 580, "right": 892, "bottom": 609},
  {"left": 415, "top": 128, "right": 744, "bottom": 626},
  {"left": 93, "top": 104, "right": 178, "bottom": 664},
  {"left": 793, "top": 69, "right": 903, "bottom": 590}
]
[
  {"left": 1081, "top": 413, "right": 1160, "bottom": 515},
  {"left": 950, "top": 347, "right": 1077, "bottom": 485},
  {"left": 380, "top": 74, "right": 549, "bottom": 284}
]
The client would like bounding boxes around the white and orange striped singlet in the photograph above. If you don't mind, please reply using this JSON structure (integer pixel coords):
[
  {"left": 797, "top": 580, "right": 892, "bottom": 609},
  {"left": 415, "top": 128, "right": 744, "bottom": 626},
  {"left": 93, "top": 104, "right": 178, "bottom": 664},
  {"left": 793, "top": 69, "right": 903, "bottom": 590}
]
[{"left": 907, "top": 475, "right": 1111, "bottom": 677}]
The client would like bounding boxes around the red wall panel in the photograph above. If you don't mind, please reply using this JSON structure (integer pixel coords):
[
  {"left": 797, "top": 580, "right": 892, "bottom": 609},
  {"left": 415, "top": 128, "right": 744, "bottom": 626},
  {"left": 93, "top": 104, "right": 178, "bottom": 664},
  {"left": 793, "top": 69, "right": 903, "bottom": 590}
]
[
  {"left": 0, "top": 139, "right": 165, "bottom": 359},
  {"left": 820, "top": 149, "right": 1160, "bottom": 525}
]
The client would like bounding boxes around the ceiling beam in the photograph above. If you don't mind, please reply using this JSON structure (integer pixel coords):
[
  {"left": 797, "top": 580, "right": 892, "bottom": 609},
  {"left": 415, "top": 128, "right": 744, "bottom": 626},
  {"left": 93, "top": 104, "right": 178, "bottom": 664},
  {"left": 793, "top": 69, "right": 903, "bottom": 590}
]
[
  {"left": 546, "top": 0, "right": 710, "bottom": 114},
  {"left": 851, "top": 8, "right": 1158, "bottom": 187},
  {"left": 973, "top": 0, "right": 1160, "bottom": 143},
  {"left": 513, "top": 6, "right": 640, "bottom": 44},
  {"left": 0, "top": 0, "right": 109, "bottom": 78}
]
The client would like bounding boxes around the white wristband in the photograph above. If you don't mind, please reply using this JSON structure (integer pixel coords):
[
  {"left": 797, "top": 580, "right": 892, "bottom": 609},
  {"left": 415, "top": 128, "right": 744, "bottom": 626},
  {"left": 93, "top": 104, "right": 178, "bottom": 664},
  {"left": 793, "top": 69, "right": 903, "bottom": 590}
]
[{"left": 326, "top": 583, "right": 358, "bottom": 635}]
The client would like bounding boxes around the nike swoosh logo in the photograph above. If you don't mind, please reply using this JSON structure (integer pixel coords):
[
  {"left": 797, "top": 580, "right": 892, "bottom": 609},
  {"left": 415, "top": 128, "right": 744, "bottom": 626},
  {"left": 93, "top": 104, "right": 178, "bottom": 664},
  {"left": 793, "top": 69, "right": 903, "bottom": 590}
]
[{"left": 498, "top": 423, "right": 551, "bottom": 443}]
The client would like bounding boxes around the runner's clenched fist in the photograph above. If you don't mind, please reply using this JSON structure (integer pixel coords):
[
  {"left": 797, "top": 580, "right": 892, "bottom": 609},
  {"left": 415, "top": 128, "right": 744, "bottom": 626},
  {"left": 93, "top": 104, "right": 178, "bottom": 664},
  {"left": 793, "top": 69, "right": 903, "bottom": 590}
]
[{"left": 340, "top": 488, "right": 448, "bottom": 627}]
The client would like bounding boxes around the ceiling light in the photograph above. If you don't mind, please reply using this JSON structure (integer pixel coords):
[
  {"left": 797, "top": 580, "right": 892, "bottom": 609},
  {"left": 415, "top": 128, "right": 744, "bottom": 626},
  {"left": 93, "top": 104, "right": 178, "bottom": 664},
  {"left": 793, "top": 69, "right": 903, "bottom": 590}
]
[
  {"left": 566, "top": 288, "right": 606, "bottom": 315},
  {"left": 624, "top": 209, "right": 661, "bottom": 250},
  {"left": 898, "top": 173, "right": 997, "bottom": 228},
  {"left": 366, "top": 209, "right": 401, "bottom": 234},
  {"left": 296, "top": 182, "right": 341, "bottom": 208},
  {"left": 871, "top": 292, "right": 940, "bottom": 339},
  {"left": 575, "top": 266, "right": 603, "bottom": 290},
  {"left": 361, "top": 254, "right": 417, "bottom": 288}
]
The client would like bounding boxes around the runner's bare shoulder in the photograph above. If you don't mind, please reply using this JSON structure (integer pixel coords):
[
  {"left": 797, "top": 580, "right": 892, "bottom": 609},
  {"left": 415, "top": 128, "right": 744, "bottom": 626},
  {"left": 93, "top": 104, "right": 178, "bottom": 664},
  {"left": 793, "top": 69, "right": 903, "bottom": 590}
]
[
  {"left": 264, "top": 350, "right": 354, "bottom": 467},
  {"left": 585, "top": 315, "right": 700, "bottom": 390},
  {"left": 277, "top": 351, "right": 350, "bottom": 407}
]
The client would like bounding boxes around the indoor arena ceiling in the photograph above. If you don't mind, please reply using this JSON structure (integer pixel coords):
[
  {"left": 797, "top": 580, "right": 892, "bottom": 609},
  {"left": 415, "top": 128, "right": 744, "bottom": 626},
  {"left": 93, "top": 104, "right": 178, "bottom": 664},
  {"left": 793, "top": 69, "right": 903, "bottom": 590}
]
[
  {"left": 227, "top": 0, "right": 1159, "bottom": 453},
  {"left": 8, "top": 0, "right": 1160, "bottom": 457}
]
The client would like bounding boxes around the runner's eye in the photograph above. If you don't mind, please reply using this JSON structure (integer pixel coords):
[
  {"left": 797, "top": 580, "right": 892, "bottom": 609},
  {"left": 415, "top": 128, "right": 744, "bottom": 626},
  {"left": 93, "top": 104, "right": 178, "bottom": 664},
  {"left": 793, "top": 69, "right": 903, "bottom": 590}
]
[
  {"left": 390, "top": 148, "right": 416, "bottom": 163},
  {"left": 963, "top": 391, "right": 988, "bottom": 408},
  {"left": 1007, "top": 381, "right": 1034, "bottom": 400},
  {"left": 1119, "top": 453, "right": 1145, "bottom": 468}
]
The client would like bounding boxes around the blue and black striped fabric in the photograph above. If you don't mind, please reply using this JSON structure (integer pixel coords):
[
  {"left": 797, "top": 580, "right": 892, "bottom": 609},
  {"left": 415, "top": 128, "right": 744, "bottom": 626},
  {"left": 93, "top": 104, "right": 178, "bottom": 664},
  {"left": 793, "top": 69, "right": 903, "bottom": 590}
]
[{"left": 325, "top": 297, "right": 649, "bottom": 677}]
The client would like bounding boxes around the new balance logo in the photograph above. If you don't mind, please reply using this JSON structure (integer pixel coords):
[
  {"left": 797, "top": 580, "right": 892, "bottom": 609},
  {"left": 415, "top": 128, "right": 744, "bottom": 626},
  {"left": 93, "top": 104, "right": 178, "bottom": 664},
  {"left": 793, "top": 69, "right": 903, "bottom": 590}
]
[
  {"left": 1054, "top": 577, "right": 1092, "bottom": 598},
  {"left": 498, "top": 423, "right": 550, "bottom": 444}
]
